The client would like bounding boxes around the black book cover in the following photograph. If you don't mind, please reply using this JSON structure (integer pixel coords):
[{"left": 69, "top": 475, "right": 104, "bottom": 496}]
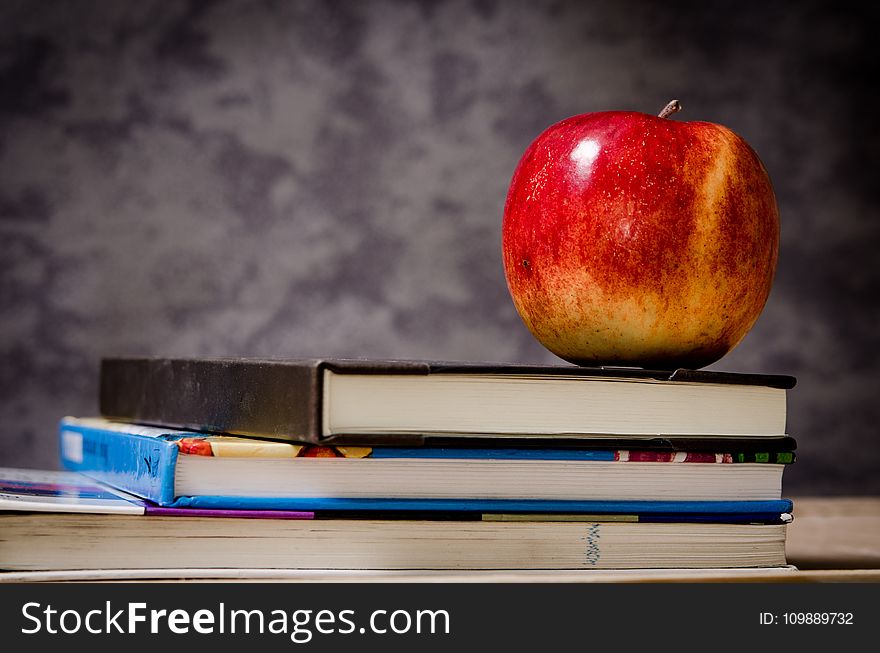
[{"left": 99, "top": 357, "right": 796, "bottom": 446}]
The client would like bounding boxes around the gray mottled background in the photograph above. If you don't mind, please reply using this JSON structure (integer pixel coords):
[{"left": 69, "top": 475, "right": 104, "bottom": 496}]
[{"left": 1, "top": 0, "right": 877, "bottom": 493}]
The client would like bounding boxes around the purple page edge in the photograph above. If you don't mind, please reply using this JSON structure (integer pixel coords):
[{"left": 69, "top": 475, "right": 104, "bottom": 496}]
[{"left": 144, "top": 506, "right": 315, "bottom": 520}]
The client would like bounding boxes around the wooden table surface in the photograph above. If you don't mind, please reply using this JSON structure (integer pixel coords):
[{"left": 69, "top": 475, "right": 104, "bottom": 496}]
[{"left": 784, "top": 496, "right": 880, "bottom": 572}]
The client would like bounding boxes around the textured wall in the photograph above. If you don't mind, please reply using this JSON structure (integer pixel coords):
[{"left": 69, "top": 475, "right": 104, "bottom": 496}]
[{"left": 1, "top": 0, "right": 877, "bottom": 493}]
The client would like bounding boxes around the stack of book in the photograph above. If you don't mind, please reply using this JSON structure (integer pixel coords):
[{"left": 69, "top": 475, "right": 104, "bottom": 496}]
[{"left": 0, "top": 357, "right": 796, "bottom": 574}]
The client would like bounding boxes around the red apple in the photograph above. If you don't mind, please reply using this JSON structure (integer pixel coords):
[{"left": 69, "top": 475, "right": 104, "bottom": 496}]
[{"left": 502, "top": 101, "right": 779, "bottom": 369}]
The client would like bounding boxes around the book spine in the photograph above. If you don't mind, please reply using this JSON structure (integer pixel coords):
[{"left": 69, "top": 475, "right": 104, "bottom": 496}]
[
  {"left": 58, "top": 418, "right": 179, "bottom": 505},
  {"left": 100, "top": 358, "right": 324, "bottom": 443},
  {"left": 161, "top": 496, "right": 795, "bottom": 514}
]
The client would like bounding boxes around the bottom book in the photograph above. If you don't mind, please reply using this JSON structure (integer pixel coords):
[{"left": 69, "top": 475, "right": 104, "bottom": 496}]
[
  {"left": 0, "top": 511, "right": 787, "bottom": 571},
  {"left": 0, "top": 468, "right": 787, "bottom": 571}
]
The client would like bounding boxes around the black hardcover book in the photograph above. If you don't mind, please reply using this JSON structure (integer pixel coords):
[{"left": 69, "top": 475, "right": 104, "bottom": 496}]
[{"left": 99, "top": 358, "right": 795, "bottom": 446}]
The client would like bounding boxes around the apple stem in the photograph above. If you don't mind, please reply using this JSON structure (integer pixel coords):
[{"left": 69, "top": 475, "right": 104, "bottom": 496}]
[{"left": 658, "top": 100, "right": 682, "bottom": 119}]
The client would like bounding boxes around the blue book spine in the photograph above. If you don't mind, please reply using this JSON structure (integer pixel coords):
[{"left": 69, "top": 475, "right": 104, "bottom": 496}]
[
  {"left": 167, "top": 496, "right": 794, "bottom": 514},
  {"left": 58, "top": 417, "right": 182, "bottom": 505}
]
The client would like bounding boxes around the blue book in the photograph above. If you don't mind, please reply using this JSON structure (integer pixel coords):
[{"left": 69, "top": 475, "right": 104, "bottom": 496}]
[{"left": 59, "top": 417, "right": 792, "bottom": 518}]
